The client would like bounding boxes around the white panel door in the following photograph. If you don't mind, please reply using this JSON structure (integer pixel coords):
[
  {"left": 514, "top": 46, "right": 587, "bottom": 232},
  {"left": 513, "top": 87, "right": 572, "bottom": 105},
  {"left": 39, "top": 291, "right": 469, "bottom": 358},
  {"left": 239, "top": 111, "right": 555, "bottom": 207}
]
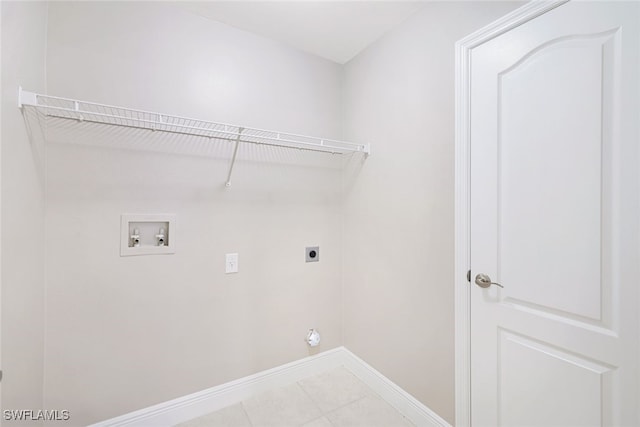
[{"left": 469, "top": 2, "right": 639, "bottom": 426}]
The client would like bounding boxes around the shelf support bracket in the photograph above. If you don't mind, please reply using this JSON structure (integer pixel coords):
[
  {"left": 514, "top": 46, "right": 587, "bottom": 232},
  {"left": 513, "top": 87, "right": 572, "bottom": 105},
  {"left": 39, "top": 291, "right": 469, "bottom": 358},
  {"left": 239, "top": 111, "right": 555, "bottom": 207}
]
[
  {"left": 225, "top": 127, "right": 244, "bottom": 187},
  {"left": 18, "top": 87, "right": 37, "bottom": 109}
]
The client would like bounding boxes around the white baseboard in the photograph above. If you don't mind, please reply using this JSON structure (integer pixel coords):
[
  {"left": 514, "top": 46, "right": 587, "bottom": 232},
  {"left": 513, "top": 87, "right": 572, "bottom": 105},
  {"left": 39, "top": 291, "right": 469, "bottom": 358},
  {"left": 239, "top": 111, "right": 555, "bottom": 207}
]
[
  {"left": 90, "top": 347, "right": 450, "bottom": 427},
  {"left": 90, "top": 348, "right": 345, "bottom": 427}
]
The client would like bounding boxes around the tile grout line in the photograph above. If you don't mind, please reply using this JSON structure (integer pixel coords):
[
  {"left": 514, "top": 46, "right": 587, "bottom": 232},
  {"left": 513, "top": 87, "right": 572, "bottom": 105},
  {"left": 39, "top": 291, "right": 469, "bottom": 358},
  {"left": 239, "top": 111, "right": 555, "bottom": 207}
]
[
  {"left": 315, "top": 369, "right": 416, "bottom": 427},
  {"left": 320, "top": 394, "right": 370, "bottom": 423},
  {"left": 239, "top": 401, "right": 254, "bottom": 427},
  {"left": 295, "top": 379, "right": 327, "bottom": 425},
  {"left": 341, "top": 365, "right": 417, "bottom": 424},
  {"left": 296, "top": 368, "right": 377, "bottom": 426}
]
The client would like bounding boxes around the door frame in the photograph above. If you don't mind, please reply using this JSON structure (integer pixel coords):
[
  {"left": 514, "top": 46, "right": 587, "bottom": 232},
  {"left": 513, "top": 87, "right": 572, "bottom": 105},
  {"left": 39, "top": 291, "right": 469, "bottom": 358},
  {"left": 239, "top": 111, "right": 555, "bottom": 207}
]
[{"left": 453, "top": 1, "right": 569, "bottom": 425}]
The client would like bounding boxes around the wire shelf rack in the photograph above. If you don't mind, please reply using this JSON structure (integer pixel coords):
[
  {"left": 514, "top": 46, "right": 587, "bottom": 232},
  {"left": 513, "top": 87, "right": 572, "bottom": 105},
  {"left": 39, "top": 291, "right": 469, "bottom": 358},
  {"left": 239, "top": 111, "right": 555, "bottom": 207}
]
[{"left": 18, "top": 87, "right": 369, "bottom": 186}]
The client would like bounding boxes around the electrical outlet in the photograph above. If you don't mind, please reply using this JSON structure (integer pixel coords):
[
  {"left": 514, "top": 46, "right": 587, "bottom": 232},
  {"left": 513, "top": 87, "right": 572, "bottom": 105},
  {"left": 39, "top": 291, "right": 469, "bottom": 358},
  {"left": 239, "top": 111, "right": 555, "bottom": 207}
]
[
  {"left": 225, "top": 253, "right": 238, "bottom": 274},
  {"left": 305, "top": 246, "right": 319, "bottom": 262}
]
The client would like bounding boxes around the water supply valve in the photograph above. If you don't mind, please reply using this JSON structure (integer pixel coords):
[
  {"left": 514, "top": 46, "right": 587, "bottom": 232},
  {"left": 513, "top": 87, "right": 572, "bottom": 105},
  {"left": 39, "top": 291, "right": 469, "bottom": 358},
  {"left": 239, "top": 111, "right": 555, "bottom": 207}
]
[
  {"left": 156, "top": 228, "right": 166, "bottom": 246},
  {"left": 131, "top": 229, "right": 140, "bottom": 247}
]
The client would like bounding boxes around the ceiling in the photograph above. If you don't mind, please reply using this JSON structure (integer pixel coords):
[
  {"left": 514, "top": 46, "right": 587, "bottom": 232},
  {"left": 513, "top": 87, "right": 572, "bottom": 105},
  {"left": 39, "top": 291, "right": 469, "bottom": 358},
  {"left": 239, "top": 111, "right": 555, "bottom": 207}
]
[{"left": 173, "top": 1, "right": 425, "bottom": 64}]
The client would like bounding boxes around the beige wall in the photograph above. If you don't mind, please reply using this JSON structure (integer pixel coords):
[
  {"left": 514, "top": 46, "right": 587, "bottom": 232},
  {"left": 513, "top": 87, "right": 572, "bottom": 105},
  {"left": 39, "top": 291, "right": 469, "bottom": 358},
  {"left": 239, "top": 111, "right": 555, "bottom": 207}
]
[
  {"left": 1, "top": 1, "right": 48, "bottom": 425},
  {"left": 342, "top": 2, "right": 523, "bottom": 424},
  {"left": 43, "top": 2, "right": 345, "bottom": 425},
  {"left": 1, "top": 2, "right": 530, "bottom": 425}
]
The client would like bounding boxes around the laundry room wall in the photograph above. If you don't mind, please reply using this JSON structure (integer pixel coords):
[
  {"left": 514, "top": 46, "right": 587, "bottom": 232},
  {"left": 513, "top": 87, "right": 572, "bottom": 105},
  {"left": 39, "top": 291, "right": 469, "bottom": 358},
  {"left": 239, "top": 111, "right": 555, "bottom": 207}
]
[
  {"left": 43, "top": 2, "right": 345, "bottom": 424},
  {"left": 1, "top": 1, "right": 48, "bottom": 424},
  {"left": 342, "top": 2, "right": 523, "bottom": 424}
]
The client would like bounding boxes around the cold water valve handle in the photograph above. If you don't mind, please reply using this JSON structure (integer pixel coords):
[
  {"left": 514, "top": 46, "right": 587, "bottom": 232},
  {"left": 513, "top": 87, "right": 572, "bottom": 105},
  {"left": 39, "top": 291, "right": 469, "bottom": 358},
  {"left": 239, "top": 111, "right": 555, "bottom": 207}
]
[{"left": 156, "top": 228, "right": 166, "bottom": 247}]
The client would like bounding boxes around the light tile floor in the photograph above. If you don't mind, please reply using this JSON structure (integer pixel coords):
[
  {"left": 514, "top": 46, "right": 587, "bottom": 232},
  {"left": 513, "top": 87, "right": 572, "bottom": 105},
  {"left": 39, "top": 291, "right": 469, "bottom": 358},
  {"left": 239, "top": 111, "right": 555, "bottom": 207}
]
[{"left": 176, "top": 367, "right": 414, "bottom": 427}]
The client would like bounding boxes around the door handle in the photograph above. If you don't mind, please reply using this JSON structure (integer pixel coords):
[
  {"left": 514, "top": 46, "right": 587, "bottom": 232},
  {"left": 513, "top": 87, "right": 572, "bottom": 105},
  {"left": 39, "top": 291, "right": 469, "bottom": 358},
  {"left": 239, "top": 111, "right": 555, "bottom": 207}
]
[{"left": 475, "top": 273, "right": 503, "bottom": 289}]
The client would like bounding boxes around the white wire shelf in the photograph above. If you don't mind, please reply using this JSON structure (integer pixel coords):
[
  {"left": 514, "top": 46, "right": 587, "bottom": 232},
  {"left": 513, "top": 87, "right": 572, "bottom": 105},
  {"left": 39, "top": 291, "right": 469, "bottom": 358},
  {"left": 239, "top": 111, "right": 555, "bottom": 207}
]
[{"left": 18, "top": 87, "right": 369, "bottom": 186}]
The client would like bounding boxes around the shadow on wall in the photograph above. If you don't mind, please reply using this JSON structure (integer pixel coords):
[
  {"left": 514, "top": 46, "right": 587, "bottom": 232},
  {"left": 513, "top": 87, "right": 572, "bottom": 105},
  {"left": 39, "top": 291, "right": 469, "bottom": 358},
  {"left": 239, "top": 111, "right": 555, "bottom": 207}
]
[
  {"left": 21, "top": 106, "right": 47, "bottom": 189},
  {"left": 25, "top": 109, "right": 368, "bottom": 205},
  {"left": 341, "top": 150, "right": 368, "bottom": 198}
]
